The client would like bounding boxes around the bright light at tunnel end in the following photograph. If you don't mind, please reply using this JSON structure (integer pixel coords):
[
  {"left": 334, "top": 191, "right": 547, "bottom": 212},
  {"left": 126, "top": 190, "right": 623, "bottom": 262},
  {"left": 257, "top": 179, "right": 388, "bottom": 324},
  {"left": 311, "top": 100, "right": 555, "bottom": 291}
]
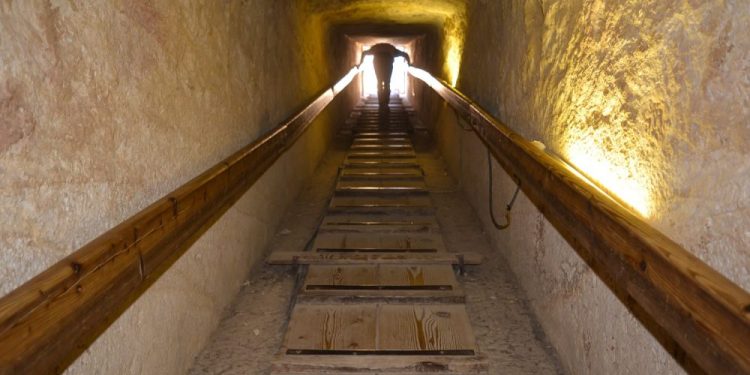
[{"left": 360, "top": 45, "right": 409, "bottom": 98}]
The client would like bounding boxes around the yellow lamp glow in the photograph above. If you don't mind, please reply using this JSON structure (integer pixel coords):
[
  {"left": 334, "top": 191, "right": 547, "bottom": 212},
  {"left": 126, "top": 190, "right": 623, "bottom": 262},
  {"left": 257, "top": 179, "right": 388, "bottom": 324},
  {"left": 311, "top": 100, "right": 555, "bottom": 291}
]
[
  {"left": 565, "top": 137, "right": 653, "bottom": 217},
  {"left": 446, "top": 42, "right": 462, "bottom": 86},
  {"left": 441, "top": 12, "right": 466, "bottom": 87}
]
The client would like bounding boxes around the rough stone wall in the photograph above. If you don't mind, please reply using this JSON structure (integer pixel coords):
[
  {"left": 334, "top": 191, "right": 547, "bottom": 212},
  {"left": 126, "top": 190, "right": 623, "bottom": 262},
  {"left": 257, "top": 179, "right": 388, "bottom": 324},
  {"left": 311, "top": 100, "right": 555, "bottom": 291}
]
[
  {"left": 0, "top": 1, "right": 346, "bottom": 374},
  {"left": 433, "top": 0, "right": 750, "bottom": 373}
]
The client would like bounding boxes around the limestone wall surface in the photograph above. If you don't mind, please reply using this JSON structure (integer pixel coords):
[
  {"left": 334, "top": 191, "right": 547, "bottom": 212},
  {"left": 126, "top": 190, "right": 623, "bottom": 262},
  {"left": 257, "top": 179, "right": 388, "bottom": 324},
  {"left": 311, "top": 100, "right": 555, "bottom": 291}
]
[
  {"left": 433, "top": 0, "right": 749, "bottom": 373},
  {"left": 0, "top": 1, "right": 348, "bottom": 374}
]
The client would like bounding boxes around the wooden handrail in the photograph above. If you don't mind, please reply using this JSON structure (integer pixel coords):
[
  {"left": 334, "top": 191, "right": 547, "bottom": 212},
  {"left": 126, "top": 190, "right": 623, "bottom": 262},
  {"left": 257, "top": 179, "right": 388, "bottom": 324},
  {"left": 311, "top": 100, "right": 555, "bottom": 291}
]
[
  {"left": 409, "top": 66, "right": 750, "bottom": 374},
  {"left": 0, "top": 66, "right": 361, "bottom": 374}
]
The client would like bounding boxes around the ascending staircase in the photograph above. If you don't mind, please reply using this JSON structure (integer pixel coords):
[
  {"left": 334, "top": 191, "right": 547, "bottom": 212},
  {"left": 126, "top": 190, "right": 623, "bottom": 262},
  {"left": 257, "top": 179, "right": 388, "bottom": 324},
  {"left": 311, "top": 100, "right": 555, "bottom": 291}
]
[{"left": 269, "top": 96, "right": 487, "bottom": 374}]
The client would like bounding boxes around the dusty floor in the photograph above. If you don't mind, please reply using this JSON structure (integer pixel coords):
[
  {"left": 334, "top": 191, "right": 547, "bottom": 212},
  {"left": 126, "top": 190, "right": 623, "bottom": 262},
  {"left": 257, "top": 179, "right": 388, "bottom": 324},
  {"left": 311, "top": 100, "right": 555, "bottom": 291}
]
[{"left": 188, "top": 135, "right": 564, "bottom": 374}]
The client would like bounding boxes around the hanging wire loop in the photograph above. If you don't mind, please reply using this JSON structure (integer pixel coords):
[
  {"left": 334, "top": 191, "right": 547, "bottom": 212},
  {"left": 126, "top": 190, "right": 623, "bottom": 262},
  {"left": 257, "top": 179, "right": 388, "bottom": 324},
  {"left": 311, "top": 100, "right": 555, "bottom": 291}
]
[{"left": 488, "top": 149, "right": 521, "bottom": 230}]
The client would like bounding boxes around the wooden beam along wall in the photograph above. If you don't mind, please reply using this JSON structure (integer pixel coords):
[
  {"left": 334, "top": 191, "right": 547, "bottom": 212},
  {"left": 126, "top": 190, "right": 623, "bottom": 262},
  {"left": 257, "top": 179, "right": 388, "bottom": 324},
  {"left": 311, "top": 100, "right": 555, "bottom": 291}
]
[
  {"left": 408, "top": 66, "right": 750, "bottom": 374},
  {"left": 0, "top": 67, "right": 361, "bottom": 375}
]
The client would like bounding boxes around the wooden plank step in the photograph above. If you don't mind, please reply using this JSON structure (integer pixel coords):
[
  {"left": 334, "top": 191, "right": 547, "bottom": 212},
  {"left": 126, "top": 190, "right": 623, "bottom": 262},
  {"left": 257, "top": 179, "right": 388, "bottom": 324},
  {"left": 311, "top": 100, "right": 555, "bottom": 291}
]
[
  {"left": 299, "top": 265, "right": 464, "bottom": 303},
  {"left": 329, "top": 194, "right": 431, "bottom": 208},
  {"left": 346, "top": 153, "right": 417, "bottom": 160},
  {"left": 350, "top": 143, "right": 412, "bottom": 148},
  {"left": 335, "top": 179, "right": 426, "bottom": 192},
  {"left": 338, "top": 176, "right": 424, "bottom": 184},
  {"left": 358, "top": 118, "right": 408, "bottom": 121},
  {"left": 359, "top": 111, "right": 407, "bottom": 114},
  {"left": 266, "top": 252, "right": 483, "bottom": 266},
  {"left": 333, "top": 189, "right": 428, "bottom": 196},
  {"left": 350, "top": 144, "right": 414, "bottom": 151},
  {"left": 320, "top": 214, "right": 439, "bottom": 228},
  {"left": 354, "top": 117, "right": 408, "bottom": 121},
  {"left": 353, "top": 130, "right": 410, "bottom": 135},
  {"left": 356, "top": 119, "right": 408, "bottom": 122},
  {"left": 358, "top": 117, "right": 408, "bottom": 120},
  {"left": 281, "top": 304, "right": 476, "bottom": 351},
  {"left": 355, "top": 121, "right": 408, "bottom": 124},
  {"left": 271, "top": 354, "right": 487, "bottom": 374},
  {"left": 378, "top": 304, "right": 476, "bottom": 351},
  {"left": 319, "top": 218, "right": 440, "bottom": 234},
  {"left": 357, "top": 120, "right": 408, "bottom": 123},
  {"left": 312, "top": 232, "right": 447, "bottom": 253},
  {"left": 334, "top": 187, "right": 427, "bottom": 194},
  {"left": 352, "top": 136, "right": 410, "bottom": 141},
  {"left": 355, "top": 124, "right": 409, "bottom": 128},
  {"left": 349, "top": 139, "right": 412, "bottom": 143},
  {"left": 272, "top": 304, "right": 486, "bottom": 374},
  {"left": 355, "top": 132, "right": 409, "bottom": 137},
  {"left": 324, "top": 206, "right": 436, "bottom": 216},
  {"left": 357, "top": 119, "right": 408, "bottom": 122},
  {"left": 343, "top": 161, "right": 420, "bottom": 170},
  {"left": 352, "top": 137, "right": 410, "bottom": 144},
  {"left": 354, "top": 127, "right": 409, "bottom": 130},
  {"left": 356, "top": 120, "right": 408, "bottom": 124},
  {"left": 343, "top": 160, "right": 420, "bottom": 168},
  {"left": 317, "top": 225, "right": 438, "bottom": 235},
  {"left": 340, "top": 167, "right": 423, "bottom": 177},
  {"left": 350, "top": 128, "right": 408, "bottom": 131},
  {"left": 358, "top": 116, "right": 407, "bottom": 119},
  {"left": 357, "top": 117, "right": 407, "bottom": 120}
]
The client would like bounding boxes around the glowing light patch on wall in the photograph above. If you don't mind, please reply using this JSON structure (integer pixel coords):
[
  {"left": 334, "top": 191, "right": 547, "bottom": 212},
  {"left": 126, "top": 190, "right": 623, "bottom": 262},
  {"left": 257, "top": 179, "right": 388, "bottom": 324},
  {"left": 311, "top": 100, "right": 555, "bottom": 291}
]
[
  {"left": 443, "top": 16, "right": 465, "bottom": 87},
  {"left": 361, "top": 46, "right": 409, "bottom": 98},
  {"left": 445, "top": 41, "right": 462, "bottom": 86},
  {"left": 565, "top": 137, "right": 653, "bottom": 217},
  {"left": 557, "top": 75, "right": 663, "bottom": 219}
]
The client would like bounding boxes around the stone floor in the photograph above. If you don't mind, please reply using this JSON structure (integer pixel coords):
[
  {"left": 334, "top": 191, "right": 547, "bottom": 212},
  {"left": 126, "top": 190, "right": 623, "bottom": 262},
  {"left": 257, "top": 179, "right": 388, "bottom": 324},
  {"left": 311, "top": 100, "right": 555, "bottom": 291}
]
[{"left": 188, "top": 137, "right": 564, "bottom": 374}]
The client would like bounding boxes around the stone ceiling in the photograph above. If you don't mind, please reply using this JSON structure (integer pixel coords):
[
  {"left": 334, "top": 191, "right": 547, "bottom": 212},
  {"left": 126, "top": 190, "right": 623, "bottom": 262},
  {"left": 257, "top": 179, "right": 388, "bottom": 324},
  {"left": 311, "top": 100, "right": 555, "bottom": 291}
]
[{"left": 298, "top": 0, "right": 466, "bottom": 27}]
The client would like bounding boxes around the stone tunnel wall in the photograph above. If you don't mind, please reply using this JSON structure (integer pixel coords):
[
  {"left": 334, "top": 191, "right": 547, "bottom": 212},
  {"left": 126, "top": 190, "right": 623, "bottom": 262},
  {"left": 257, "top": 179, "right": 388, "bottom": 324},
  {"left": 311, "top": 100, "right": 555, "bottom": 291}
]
[
  {"left": 0, "top": 1, "right": 350, "bottom": 374},
  {"left": 431, "top": 0, "right": 749, "bottom": 374}
]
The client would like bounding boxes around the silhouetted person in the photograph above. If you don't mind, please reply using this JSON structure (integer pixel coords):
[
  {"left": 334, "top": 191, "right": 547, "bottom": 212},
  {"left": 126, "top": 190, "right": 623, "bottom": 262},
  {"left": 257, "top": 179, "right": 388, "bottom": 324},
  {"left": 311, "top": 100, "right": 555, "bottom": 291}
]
[{"left": 360, "top": 43, "right": 411, "bottom": 109}]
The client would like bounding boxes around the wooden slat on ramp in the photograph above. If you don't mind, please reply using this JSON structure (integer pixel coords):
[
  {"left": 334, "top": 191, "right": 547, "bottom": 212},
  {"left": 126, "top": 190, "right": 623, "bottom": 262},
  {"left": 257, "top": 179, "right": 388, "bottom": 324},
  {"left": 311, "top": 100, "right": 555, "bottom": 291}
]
[
  {"left": 282, "top": 304, "right": 476, "bottom": 352},
  {"left": 300, "top": 265, "right": 465, "bottom": 303},
  {"left": 269, "top": 96, "right": 487, "bottom": 374}
]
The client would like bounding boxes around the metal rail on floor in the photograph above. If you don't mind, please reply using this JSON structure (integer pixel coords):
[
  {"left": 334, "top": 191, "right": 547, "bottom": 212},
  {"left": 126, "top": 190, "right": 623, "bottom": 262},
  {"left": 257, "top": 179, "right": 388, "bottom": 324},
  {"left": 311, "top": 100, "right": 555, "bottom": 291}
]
[
  {"left": 0, "top": 66, "right": 361, "bottom": 375},
  {"left": 408, "top": 66, "right": 750, "bottom": 374}
]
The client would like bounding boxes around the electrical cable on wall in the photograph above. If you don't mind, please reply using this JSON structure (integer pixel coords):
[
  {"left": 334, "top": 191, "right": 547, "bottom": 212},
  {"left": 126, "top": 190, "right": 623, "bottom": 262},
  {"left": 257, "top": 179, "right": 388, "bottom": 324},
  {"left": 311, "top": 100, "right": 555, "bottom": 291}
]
[
  {"left": 449, "top": 104, "right": 521, "bottom": 229},
  {"left": 487, "top": 149, "right": 521, "bottom": 230}
]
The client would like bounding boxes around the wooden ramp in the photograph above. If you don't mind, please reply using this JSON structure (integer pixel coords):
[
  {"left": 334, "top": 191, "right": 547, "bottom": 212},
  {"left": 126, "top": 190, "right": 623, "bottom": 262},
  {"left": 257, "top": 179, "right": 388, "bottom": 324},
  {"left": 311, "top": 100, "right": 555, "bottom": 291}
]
[{"left": 269, "top": 96, "right": 487, "bottom": 374}]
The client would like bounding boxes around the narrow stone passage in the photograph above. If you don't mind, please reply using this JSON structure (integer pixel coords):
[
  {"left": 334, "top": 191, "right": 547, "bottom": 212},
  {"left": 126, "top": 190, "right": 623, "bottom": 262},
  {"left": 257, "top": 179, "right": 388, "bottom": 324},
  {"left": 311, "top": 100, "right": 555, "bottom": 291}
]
[
  {"left": 270, "top": 96, "right": 485, "bottom": 373},
  {"left": 189, "top": 97, "right": 563, "bottom": 374}
]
